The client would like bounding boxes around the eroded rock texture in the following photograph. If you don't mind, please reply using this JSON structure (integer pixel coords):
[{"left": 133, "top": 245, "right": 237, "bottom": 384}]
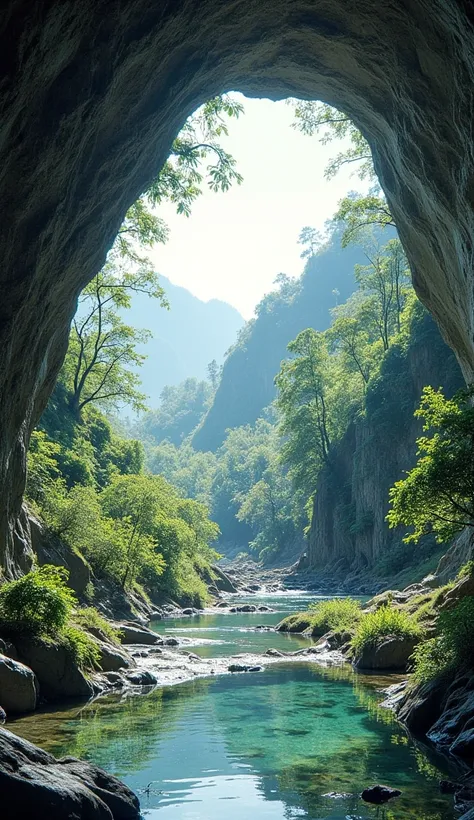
[{"left": 1, "top": 1, "right": 474, "bottom": 572}]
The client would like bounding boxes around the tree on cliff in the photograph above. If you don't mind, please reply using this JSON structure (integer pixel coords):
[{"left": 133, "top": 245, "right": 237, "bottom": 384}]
[
  {"left": 291, "top": 100, "right": 396, "bottom": 245},
  {"left": 387, "top": 386, "right": 474, "bottom": 542},
  {"left": 276, "top": 328, "right": 333, "bottom": 494}
]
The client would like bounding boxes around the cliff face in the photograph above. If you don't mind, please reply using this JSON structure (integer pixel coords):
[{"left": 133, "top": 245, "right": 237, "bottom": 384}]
[
  {"left": 308, "top": 311, "right": 464, "bottom": 574},
  {"left": 193, "top": 233, "right": 365, "bottom": 452}
]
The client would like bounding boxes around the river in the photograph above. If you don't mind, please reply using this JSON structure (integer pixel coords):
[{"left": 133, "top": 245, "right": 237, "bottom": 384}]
[{"left": 9, "top": 592, "right": 461, "bottom": 819}]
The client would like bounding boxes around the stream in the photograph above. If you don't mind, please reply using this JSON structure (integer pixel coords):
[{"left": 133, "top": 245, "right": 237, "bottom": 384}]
[{"left": 9, "top": 592, "right": 461, "bottom": 819}]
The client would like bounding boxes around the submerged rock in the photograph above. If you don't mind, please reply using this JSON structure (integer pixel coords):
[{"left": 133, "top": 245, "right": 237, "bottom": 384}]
[
  {"left": 0, "top": 654, "right": 38, "bottom": 714},
  {"left": 0, "top": 726, "right": 140, "bottom": 819},
  {"left": 361, "top": 785, "right": 401, "bottom": 804}
]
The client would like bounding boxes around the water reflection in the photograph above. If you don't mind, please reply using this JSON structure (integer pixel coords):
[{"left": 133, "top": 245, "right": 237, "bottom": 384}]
[{"left": 10, "top": 663, "right": 459, "bottom": 820}]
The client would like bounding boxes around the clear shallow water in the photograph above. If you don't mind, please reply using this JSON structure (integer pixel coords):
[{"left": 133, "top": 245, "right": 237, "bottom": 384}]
[
  {"left": 151, "top": 592, "right": 345, "bottom": 657},
  {"left": 9, "top": 593, "right": 459, "bottom": 820}
]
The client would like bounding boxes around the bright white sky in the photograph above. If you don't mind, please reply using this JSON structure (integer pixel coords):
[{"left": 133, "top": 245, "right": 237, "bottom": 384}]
[{"left": 149, "top": 94, "right": 363, "bottom": 320}]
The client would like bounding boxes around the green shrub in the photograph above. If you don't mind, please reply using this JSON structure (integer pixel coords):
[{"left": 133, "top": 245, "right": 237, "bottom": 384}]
[
  {"left": 458, "top": 560, "right": 474, "bottom": 579},
  {"left": 62, "top": 625, "right": 101, "bottom": 672},
  {"left": 73, "top": 607, "right": 121, "bottom": 645},
  {"left": 411, "top": 636, "right": 453, "bottom": 685},
  {"left": 0, "top": 565, "right": 76, "bottom": 636},
  {"left": 412, "top": 597, "right": 474, "bottom": 684},
  {"left": 351, "top": 605, "right": 420, "bottom": 655},
  {"left": 308, "top": 597, "right": 362, "bottom": 634}
]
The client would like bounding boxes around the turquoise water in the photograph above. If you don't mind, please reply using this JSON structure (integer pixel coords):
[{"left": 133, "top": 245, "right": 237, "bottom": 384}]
[
  {"left": 10, "top": 593, "right": 459, "bottom": 820},
  {"left": 152, "top": 592, "right": 325, "bottom": 656}
]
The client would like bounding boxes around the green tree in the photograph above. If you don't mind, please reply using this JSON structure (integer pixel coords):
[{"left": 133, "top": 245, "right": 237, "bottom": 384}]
[
  {"left": 387, "top": 386, "right": 474, "bottom": 543},
  {"left": 62, "top": 256, "right": 166, "bottom": 417},
  {"left": 291, "top": 100, "right": 395, "bottom": 246},
  {"left": 327, "top": 313, "right": 374, "bottom": 388},
  {"left": 276, "top": 329, "right": 333, "bottom": 494},
  {"left": 207, "top": 360, "right": 221, "bottom": 391},
  {"left": 355, "top": 236, "right": 411, "bottom": 350},
  {"left": 100, "top": 474, "right": 167, "bottom": 588},
  {"left": 115, "top": 94, "right": 244, "bottom": 266},
  {"left": 136, "top": 378, "right": 213, "bottom": 446},
  {"left": 298, "top": 226, "right": 324, "bottom": 259}
]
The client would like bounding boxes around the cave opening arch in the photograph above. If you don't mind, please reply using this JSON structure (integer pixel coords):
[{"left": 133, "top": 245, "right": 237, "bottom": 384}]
[{"left": 1, "top": 0, "right": 473, "bottom": 574}]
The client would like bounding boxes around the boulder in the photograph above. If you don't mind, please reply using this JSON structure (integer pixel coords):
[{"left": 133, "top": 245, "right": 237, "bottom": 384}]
[
  {"left": 361, "top": 785, "right": 401, "bottom": 804},
  {"left": 0, "top": 654, "right": 37, "bottom": 713},
  {"left": 148, "top": 611, "right": 163, "bottom": 621},
  {"left": 162, "top": 637, "right": 179, "bottom": 646},
  {"left": 101, "top": 672, "right": 124, "bottom": 688},
  {"left": 396, "top": 676, "right": 447, "bottom": 735},
  {"left": 353, "top": 637, "right": 418, "bottom": 671},
  {"left": 125, "top": 670, "right": 157, "bottom": 687},
  {"left": 211, "top": 566, "right": 238, "bottom": 593},
  {"left": 0, "top": 726, "right": 140, "bottom": 819},
  {"left": 118, "top": 624, "right": 159, "bottom": 645},
  {"left": 96, "top": 642, "right": 133, "bottom": 673},
  {"left": 15, "top": 638, "right": 93, "bottom": 702},
  {"left": 182, "top": 608, "right": 195, "bottom": 616},
  {"left": 228, "top": 664, "right": 262, "bottom": 673}
]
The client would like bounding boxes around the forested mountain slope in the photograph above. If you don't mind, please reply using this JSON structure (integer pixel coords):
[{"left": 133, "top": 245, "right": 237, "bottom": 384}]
[
  {"left": 128, "top": 276, "right": 244, "bottom": 407},
  {"left": 306, "top": 306, "right": 464, "bottom": 583},
  {"left": 192, "top": 231, "right": 380, "bottom": 452}
]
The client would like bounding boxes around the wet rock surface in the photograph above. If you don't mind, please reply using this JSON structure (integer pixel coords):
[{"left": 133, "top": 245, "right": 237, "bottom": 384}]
[{"left": 0, "top": 726, "right": 140, "bottom": 819}]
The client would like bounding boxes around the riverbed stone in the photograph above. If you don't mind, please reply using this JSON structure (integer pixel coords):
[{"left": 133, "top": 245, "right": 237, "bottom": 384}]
[
  {"left": 96, "top": 641, "right": 133, "bottom": 673},
  {"left": 0, "top": 726, "right": 140, "bottom": 819},
  {"left": 125, "top": 670, "right": 157, "bottom": 686},
  {"left": 0, "top": 654, "right": 37, "bottom": 714},
  {"left": 118, "top": 624, "right": 159, "bottom": 645}
]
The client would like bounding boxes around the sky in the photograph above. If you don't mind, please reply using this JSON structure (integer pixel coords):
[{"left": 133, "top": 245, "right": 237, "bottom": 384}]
[{"left": 149, "top": 94, "right": 364, "bottom": 320}]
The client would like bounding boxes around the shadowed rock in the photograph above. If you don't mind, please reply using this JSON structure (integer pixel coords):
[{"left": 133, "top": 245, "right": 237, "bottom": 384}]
[
  {"left": 361, "top": 785, "right": 401, "bottom": 804},
  {"left": 0, "top": 727, "right": 140, "bottom": 819},
  {"left": 0, "top": 654, "right": 37, "bottom": 714}
]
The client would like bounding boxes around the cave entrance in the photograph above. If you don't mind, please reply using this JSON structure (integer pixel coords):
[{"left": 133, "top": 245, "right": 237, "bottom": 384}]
[{"left": 1, "top": 1, "right": 473, "bottom": 574}]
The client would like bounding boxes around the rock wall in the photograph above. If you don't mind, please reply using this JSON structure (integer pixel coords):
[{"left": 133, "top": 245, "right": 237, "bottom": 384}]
[
  {"left": 1, "top": 2, "right": 474, "bottom": 573},
  {"left": 308, "top": 311, "right": 464, "bottom": 574}
]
